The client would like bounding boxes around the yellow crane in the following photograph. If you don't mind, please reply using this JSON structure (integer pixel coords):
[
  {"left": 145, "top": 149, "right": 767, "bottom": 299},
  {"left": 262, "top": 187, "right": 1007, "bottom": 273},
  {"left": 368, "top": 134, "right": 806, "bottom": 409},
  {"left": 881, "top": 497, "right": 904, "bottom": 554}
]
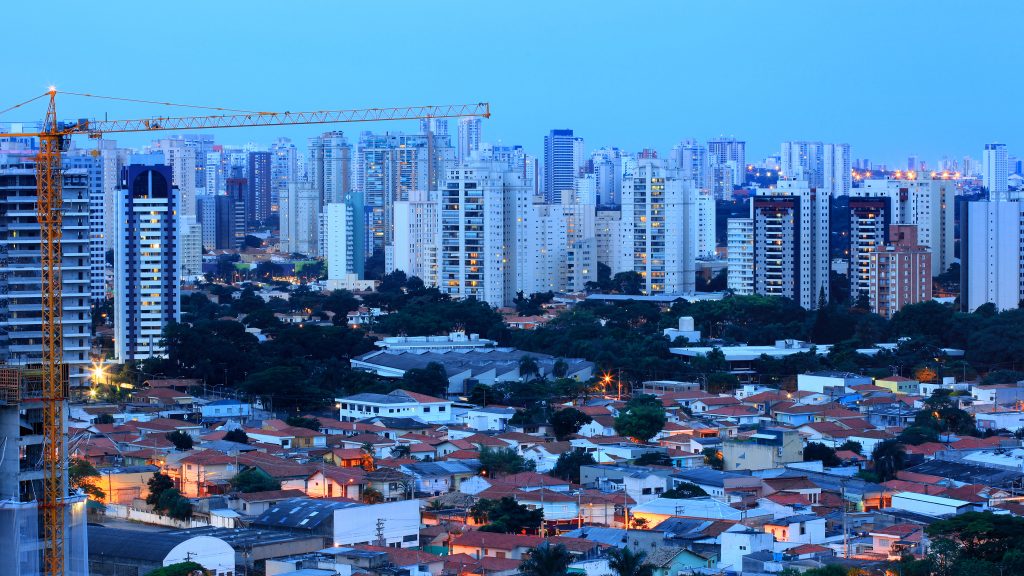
[{"left": 0, "top": 89, "right": 489, "bottom": 576}]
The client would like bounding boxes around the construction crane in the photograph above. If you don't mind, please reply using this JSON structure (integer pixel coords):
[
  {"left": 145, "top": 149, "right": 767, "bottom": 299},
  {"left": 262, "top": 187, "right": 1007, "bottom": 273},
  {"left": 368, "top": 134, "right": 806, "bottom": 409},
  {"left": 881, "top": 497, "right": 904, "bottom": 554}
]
[{"left": 0, "top": 88, "right": 489, "bottom": 576}]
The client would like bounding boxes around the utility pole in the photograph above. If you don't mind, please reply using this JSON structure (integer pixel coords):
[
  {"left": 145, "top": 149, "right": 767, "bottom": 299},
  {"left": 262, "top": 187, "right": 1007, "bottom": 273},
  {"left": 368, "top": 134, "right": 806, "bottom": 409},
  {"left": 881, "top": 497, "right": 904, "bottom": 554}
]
[
  {"left": 375, "top": 518, "right": 386, "bottom": 546},
  {"left": 841, "top": 477, "right": 849, "bottom": 559}
]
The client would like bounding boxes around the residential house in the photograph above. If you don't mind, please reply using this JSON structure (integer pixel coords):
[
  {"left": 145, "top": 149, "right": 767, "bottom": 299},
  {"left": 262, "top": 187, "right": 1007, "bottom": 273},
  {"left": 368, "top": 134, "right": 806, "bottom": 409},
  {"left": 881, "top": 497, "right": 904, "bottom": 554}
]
[
  {"left": 722, "top": 428, "right": 803, "bottom": 471},
  {"left": 176, "top": 449, "right": 239, "bottom": 498},
  {"left": 305, "top": 466, "right": 366, "bottom": 500},
  {"left": 200, "top": 399, "right": 251, "bottom": 422},
  {"left": 763, "top": 514, "right": 826, "bottom": 544},
  {"left": 337, "top": 389, "right": 454, "bottom": 424}
]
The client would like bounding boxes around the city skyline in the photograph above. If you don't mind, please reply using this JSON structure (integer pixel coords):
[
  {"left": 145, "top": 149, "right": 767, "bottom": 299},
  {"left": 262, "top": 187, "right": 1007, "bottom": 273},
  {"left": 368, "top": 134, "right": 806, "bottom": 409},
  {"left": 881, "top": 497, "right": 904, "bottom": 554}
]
[{"left": 1, "top": 1, "right": 1021, "bottom": 165}]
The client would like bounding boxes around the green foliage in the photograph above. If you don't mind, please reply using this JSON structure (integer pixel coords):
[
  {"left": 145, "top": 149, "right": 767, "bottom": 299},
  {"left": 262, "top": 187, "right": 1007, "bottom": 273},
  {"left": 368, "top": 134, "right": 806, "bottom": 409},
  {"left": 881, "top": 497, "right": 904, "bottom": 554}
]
[
  {"left": 803, "top": 442, "right": 840, "bottom": 467},
  {"left": 223, "top": 429, "right": 249, "bottom": 444},
  {"left": 166, "top": 430, "right": 194, "bottom": 451},
  {"left": 915, "top": 390, "right": 977, "bottom": 436},
  {"left": 702, "top": 447, "right": 724, "bottom": 470},
  {"left": 550, "top": 408, "right": 592, "bottom": 441},
  {"left": 897, "top": 425, "right": 939, "bottom": 446},
  {"left": 514, "top": 291, "right": 554, "bottom": 316},
  {"left": 837, "top": 440, "right": 863, "bottom": 455},
  {"left": 549, "top": 449, "right": 596, "bottom": 483},
  {"left": 471, "top": 497, "right": 543, "bottom": 534},
  {"left": 69, "top": 458, "right": 104, "bottom": 500},
  {"left": 401, "top": 362, "right": 450, "bottom": 398},
  {"left": 871, "top": 440, "right": 907, "bottom": 481},
  {"left": 633, "top": 452, "right": 673, "bottom": 466},
  {"left": 478, "top": 446, "right": 534, "bottom": 477},
  {"left": 519, "top": 543, "right": 572, "bottom": 576},
  {"left": 373, "top": 293, "right": 508, "bottom": 341},
  {"left": 146, "top": 473, "right": 174, "bottom": 506},
  {"left": 606, "top": 546, "right": 655, "bottom": 576},
  {"left": 230, "top": 468, "right": 281, "bottom": 493},
  {"left": 145, "top": 561, "right": 209, "bottom": 576},
  {"left": 361, "top": 487, "right": 383, "bottom": 504},
  {"left": 614, "top": 394, "right": 666, "bottom": 442},
  {"left": 285, "top": 416, "right": 321, "bottom": 431},
  {"left": 662, "top": 481, "right": 708, "bottom": 499},
  {"left": 94, "top": 413, "right": 115, "bottom": 425},
  {"left": 886, "top": 512, "right": 1024, "bottom": 576},
  {"left": 156, "top": 488, "right": 193, "bottom": 520}
]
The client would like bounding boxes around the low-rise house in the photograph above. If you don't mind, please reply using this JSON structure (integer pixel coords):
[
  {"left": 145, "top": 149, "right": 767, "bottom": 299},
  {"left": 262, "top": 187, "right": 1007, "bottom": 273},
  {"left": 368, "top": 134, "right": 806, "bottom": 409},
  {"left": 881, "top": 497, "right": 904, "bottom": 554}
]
[
  {"left": 234, "top": 489, "right": 307, "bottom": 516},
  {"left": 722, "top": 428, "right": 803, "bottom": 471},
  {"left": 460, "top": 406, "right": 516, "bottom": 431},
  {"left": 868, "top": 523, "right": 926, "bottom": 559},
  {"left": 763, "top": 514, "right": 826, "bottom": 544},
  {"left": 365, "top": 467, "right": 415, "bottom": 501},
  {"left": 305, "top": 467, "right": 366, "bottom": 500},
  {"left": 451, "top": 532, "right": 603, "bottom": 561},
  {"left": 135, "top": 418, "right": 204, "bottom": 439},
  {"left": 336, "top": 389, "right": 454, "bottom": 424},
  {"left": 875, "top": 375, "right": 919, "bottom": 395},
  {"left": 522, "top": 441, "right": 574, "bottom": 472},
  {"left": 176, "top": 449, "right": 239, "bottom": 498},
  {"left": 400, "top": 461, "right": 479, "bottom": 495},
  {"left": 200, "top": 399, "right": 251, "bottom": 422}
]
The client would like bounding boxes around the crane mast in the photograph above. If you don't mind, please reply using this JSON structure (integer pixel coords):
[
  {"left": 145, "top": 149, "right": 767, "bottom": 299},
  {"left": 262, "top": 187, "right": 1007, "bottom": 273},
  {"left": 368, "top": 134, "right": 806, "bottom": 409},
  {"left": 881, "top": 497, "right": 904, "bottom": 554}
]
[{"left": 0, "top": 90, "right": 489, "bottom": 576}]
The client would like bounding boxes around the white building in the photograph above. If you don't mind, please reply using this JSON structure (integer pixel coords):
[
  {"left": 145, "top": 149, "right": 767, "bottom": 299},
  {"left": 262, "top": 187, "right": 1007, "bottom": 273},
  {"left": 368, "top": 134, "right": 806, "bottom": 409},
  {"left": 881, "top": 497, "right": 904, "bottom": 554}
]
[
  {"left": 388, "top": 190, "right": 440, "bottom": 286},
  {"left": 961, "top": 198, "right": 1024, "bottom": 311},
  {"left": 152, "top": 137, "right": 200, "bottom": 217},
  {"left": 617, "top": 158, "right": 699, "bottom": 295},
  {"left": 439, "top": 162, "right": 530, "bottom": 306},
  {"left": 696, "top": 191, "right": 716, "bottom": 258},
  {"left": 591, "top": 147, "right": 625, "bottom": 205},
  {"left": 595, "top": 209, "right": 622, "bottom": 272},
  {"left": 333, "top": 500, "right": 421, "bottom": 548},
  {"left": 853, "top": 176, "right": 957, "bottom": 275},
  {"left": 269, "top": 137, "right": 298, "bottom": 212},
  {"left": 325, "top": 193, "right": 365, "bottom": 287},
  {"left": 336, "top": 389, "right": 453, "bottom": 424},
  {"left": 983, "top": 143, "right": 1008, "bottom": 196},
  {"left": 748, "top": 180, "right": 830, "bottom": 309},
  {"left": 179, "top": 215, "right": 203, "bottom": 280},
  {"left": 457, "top": 117, "right": 482, "bottom": 163},
  {"left": 718, "top": 527, "right": 774, "bottom": 572},
  {"left": 308, "top": 131, "right": 352, "bottom": 206},
  {"left": 115, "top": 160, "right": 181, "bottom": 361},
  {"left": 670, "top": 139, "right": 709, "bottom": 190},
  {"left": 520, "top": 191, "right": 597, "bottom": 294},
  {"left": 280, "top": 181, "right": 319, "bottom": 256},
  {"left": 780, "top": 141, "right": 851, "bottom": 197},
  {"left": 727, "top": 218, "right": 754, "bottom": 294},
  {"left": 707, "top": 137, "right": 746, "bottom": 200}
]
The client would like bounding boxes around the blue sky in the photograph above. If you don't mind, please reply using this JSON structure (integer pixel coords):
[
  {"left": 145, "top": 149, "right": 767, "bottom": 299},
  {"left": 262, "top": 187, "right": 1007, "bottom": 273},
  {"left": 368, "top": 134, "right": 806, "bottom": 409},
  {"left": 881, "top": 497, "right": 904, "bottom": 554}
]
[{"left": 1, "top": 1, "right": 1020, "bottom": 166}]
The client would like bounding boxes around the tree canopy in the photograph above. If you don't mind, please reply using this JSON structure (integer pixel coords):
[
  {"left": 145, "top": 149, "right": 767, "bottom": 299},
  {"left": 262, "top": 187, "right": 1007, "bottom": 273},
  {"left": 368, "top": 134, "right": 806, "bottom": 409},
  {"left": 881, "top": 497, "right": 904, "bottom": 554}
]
[
  {"left": 471, "top": 497, "right": 544, "bottom": 534},
  {"left": 614, "top": 394, "right": 667, "bottom": 442}
]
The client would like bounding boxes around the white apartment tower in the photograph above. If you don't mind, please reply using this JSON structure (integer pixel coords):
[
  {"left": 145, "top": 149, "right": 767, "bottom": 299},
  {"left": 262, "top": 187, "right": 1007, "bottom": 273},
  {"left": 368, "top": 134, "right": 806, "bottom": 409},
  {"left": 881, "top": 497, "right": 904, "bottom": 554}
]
[
  {"left": 457, "top": 117, "right": 483, "bottom": 163},
  {"left": 960, "top": 198, "right": 1024, "bottom": 312},
  {"left": 520, "top": 192, "right": 597, "bottom": 294},
  {"left": 618, "top": 159, "right": 699, "bottom": 295},
  {"left": 780, "top": 141, "right": 851, "bottom": 197},
  {"left": 670, "top": 139, "right": 709, "bottom": 190},
  {"left": 727, "top": 218, "right": 754, "bottom": 294},
  {"left": 390, "top": 190, "right": 441, "bottom": 286},
  {"left": 595, "top": 209, "right": 622, "bottom": 273},
  {"left": 749, "top": 180, "right": 830, "bottom": 309},
  {"left": 440, "top": 162, "right": 530, "bottom": 306},
  {"left": 280, "top": 181, "right": 320, "bottom": 256},
  {"left": 707, "top": 137, "right": 746, "bottom": 200},
  {"left": 0, "top": 150, "right": 92, "bottom": 388},
  {"left": 178, "top": 215, "right": 203, "bottom": 281},
  {"left": 114, "top": 161, "right": 181, "bottom": 361},
  {"left": 325, "top": 192, "right": 366, "bottom": 285},
  {"left": 270, "top": 137, "right": 298, "bottom": 212},
  {"left": 982, "top": 143, "right": 1008, "bottom": 196}
]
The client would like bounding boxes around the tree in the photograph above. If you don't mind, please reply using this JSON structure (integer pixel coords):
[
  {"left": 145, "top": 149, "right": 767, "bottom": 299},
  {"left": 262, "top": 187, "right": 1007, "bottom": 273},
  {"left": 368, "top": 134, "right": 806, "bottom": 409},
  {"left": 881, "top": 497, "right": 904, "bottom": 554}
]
[
  {"left": 837, "top": 440, "right": 863, "bottom": 455},
  {"left": 166, "top": 430, "right": 194, "bottom": 451},
  {"left": 144, "top": 561, "right": 210, "bottom": 576},
  {"left": 471, "top": 497, "right": 543, "bottom": 534},
  {"left": 607, "top": 546, "right": 654, "bottom": 576},
  {"left": 401, "top": 362, "right": 450, "bottom": 398},
  {"left": 391, "top": 444, "right": 412, "bottom": 459},
  {"left": 550, "top": 408, "right": 592, "bottom": 441},
  {"left": 550, "top": 449, "right": 596, "bottom": 483},
  {"left": 662, "top": 481, "right": 708, "bottom": 499},
  {"left": 285, "top": 416, "right": 321, "bottom": 431},
  {"left": 611, "top": 271, "right": 644, "bottom": 295},
  {"left": 519, "top": 543, "right": 571, "bottom": 576},
  {"left": 69, "top": 458, "right": 105, "bottom": 500},
  {"left": 479, "top": 446, "right": 534, "bottom": 477},
  {"left": 633, "top": 452, "right": 673, "bottom": 466},
  {"left": 156, "top": 488, "right": 193, "bottom": 520},
  {"left": 230, "top": 468, "right": 281, "bottom": 493},
  {"left": 223, "top": 429, "right": 249, "bottom": 444},
  {"left": 361, "top": 487, "right": 384, "bottom": 504},
  {"left": 803, "top": 442, "right": 841, "bottom": 467},
  {"left": 614, "top": 395, "right": 667, "bottom": 442},
  {"left": 94, "top": 413, "right": 115, "bottom": 425},
  {"left": 702, "top": 447, "right": 724, "bottom": 470},
  {"left": 519, "top": 356, "right": 540, "bottom": 380},
  {"left": 871, "top": 440, "right": 907, "bottom": 481},
  {"left": 146, "top": 472, "right": 175, "bottom": 506}
]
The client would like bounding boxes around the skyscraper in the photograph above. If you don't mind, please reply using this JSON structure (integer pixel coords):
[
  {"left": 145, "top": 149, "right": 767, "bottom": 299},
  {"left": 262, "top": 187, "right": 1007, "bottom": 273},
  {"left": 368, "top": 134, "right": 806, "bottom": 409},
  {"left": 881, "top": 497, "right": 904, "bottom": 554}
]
[
  {"left": 457, "top": 117, "right": 483, "bottom": 163},
  {"left": 247, "top": 151, "right": 272, "bottom": 223},
  {"left": 279, "top": 182, "right": 319, "bottom": 256},
  {"left": 0, "top": 147, "right": 92, "bottom": 389},
  {"left": 519, "top": 192, "right": 598, "bottom": 295},
  {"left": 439, "top": 162, "right": 530, "bottom": 306},
  {"left": 669, "top": 139, "right": 709, "bottom": 190},
  {"left": 196, "top": 193, "right": 234, "bottom": 250},
  {"left": 780, "top": 141, "right": 851, "bottom": 197},
  {"left": 727, "top": 218, "right": 754, "bottom": 294},
  {"left": 270, "top": 137, "right": 298, "bottom": 213},
  {"left": 543, "top": 129, "right": 584, "bottom": 203},
  {"left": 114, "top": 160, "right": 181, "bottom": 361},
  {"left": 226, "top": 177, "right": 248, "bottom": 248},
  {"left": 179, "top": 215, "right": 203, "bottom": 280},
  {"left": 982, "top": 143, "right": 1008, "bottom": 196},
  {"left": 390, "top": 190, "right": 441, "bottom": 286},
  {"left": 960, "top": 197, "right": 1024, "bottom": 312},
  {"left": 707, "top": 137, "right": 746, "bottom": 199},
  {"left": 308, "top": 131, "right": 352, "bottom": 208},
  {"left": 869, "top": 225, "right": 932, "bottom": 319},
  {"left": 591, "top": 147, "right": 624, "bottom": 206},
  {"left": 325, "top": 192, "right": 366, "bottom": 286},
  {"left": 617, "top": 159, "right": 700, "bottom": 295},
  {"left": 64, "top": 147, "right": 107, "bottom": 302},
  {"left": 746, "top": 179, "right": 830, "bottom": 309}
]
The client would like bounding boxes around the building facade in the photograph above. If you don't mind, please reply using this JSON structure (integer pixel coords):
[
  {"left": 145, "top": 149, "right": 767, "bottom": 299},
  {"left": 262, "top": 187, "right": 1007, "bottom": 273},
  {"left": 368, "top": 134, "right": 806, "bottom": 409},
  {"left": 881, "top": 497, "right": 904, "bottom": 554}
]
[
  {"left": 960, "top": 198, "right": 1024, "bottom": 312},
  {"left": 543, "top": 129, "right": 584, "bottom": 204},
  {"left": 982, "top": 143, "right": 1008, "bottom": 196},
  {"left": 389, "top": 190, "right": 440, "bottom": 286},
  {"left": 868, "top": 225, "right": 932, "bottom": 319}
]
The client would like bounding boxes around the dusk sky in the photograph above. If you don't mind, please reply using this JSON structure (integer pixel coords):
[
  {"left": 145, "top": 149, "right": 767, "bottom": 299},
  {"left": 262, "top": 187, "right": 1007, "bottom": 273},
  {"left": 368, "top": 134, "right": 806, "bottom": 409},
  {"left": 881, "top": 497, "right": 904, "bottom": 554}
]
[{"left": 2, "top": 1, "right": 1020, "bottom": 165}]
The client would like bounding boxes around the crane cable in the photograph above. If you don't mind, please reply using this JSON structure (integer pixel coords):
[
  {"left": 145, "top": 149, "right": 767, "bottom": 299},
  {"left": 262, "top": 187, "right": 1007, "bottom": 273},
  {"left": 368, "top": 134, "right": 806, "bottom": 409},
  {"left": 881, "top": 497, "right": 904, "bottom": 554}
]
[
  {"left": 0, "top": 92, "right": 49, "bottom": 118},
  {"left": 58, "top": 90, "right": 275, "bottom": 115}
]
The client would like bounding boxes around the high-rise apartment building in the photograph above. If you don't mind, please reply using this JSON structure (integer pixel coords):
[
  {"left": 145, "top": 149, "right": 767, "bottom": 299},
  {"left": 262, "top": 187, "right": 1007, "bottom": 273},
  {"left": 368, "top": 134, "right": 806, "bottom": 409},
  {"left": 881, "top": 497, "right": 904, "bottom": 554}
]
[
  {"left": 114, "top": 161, "right": 181, "bottom": 361},
  {"left": 746, "top": 180, "right": 830, "bottom": 309},
  {"left": 519, "top": 192, "right": 597, "bottom": 295},
  {"left": 591, "top": 147, "right": 625, "bottom": 206},
  {"left": 270, "top": 137, "right": 298, "bottom": 213},
  {"left": 595, "top": 209, "right": 622, "bottom": 273},
  {"left": 617, "top": 159, "right": 699, "bottom": 295},
  {"left": 308, "top": 131, "right": 352, "bottom": 208},
  {"left": 707, "top": 137, "right": 745, "bottom": 199},
  {"left": 247, "top": 151, "right": 272, "bottom": 223},
  {"left": 457, "top": 117, "right": 483, "bottom": 163},
  {"left": 439, "top": 162, "right": 530, "bottom": 306},
  {"left": 153, "top": 137, "right": 201, "bottom": 217},
  {"left": 960, "top": 198, "right": 1024, "bottom": 312},
  {"left": 389, "top": 190, "right": 440, "bottom": 286},
  {"left": 179, "top": 215, "right": 203, "bottom": 280},
  {"left": 780, "top": 141, "right": 851, "bottom": 197},
  {"left": 195, "top": 193, "right": 234, "bottom": 250},
  {"left": 982, "top": 143, "right": 1008, "bottom": 196},
  {"left": 868, "top": 224, "right": 932, "bottom": 319},
  {"left": 64, "top": 147, "right": 107, "bottom": 302},
  {"left": 0, "top": 149, "right": 92, "bottom": 389},
  {"left": 670, "top": 139, "right": 709, "bottom": 190},
  {"left": 325, "top": 192, "right": 366, "bottom": 286},
  {"left": 848, "top": 196, "right": 891, "bottom": 297},
  {"left": 279, "top": 182, "right": 320, "bottom": 256},
  {"left": 226, "top": 178, "right": 248, "bottom": 248},
  {"left": 696, "top": 191, "right": 717, "bottom": 258},
  {"left": 727, "top": 218, "right": 754, "bottom": 294},
  {"left": 853, "top": 176, "right": 956, "bottom": 275},
  {"left": 543, "top": 129, "right": 584, "bottom": 203}
]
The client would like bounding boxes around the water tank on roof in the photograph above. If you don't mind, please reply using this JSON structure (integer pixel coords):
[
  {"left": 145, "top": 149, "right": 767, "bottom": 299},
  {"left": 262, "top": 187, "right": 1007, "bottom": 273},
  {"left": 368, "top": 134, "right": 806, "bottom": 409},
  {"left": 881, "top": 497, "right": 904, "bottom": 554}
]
[{"left": 679, "top": 316, "right": 694, "bottom": 331}]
